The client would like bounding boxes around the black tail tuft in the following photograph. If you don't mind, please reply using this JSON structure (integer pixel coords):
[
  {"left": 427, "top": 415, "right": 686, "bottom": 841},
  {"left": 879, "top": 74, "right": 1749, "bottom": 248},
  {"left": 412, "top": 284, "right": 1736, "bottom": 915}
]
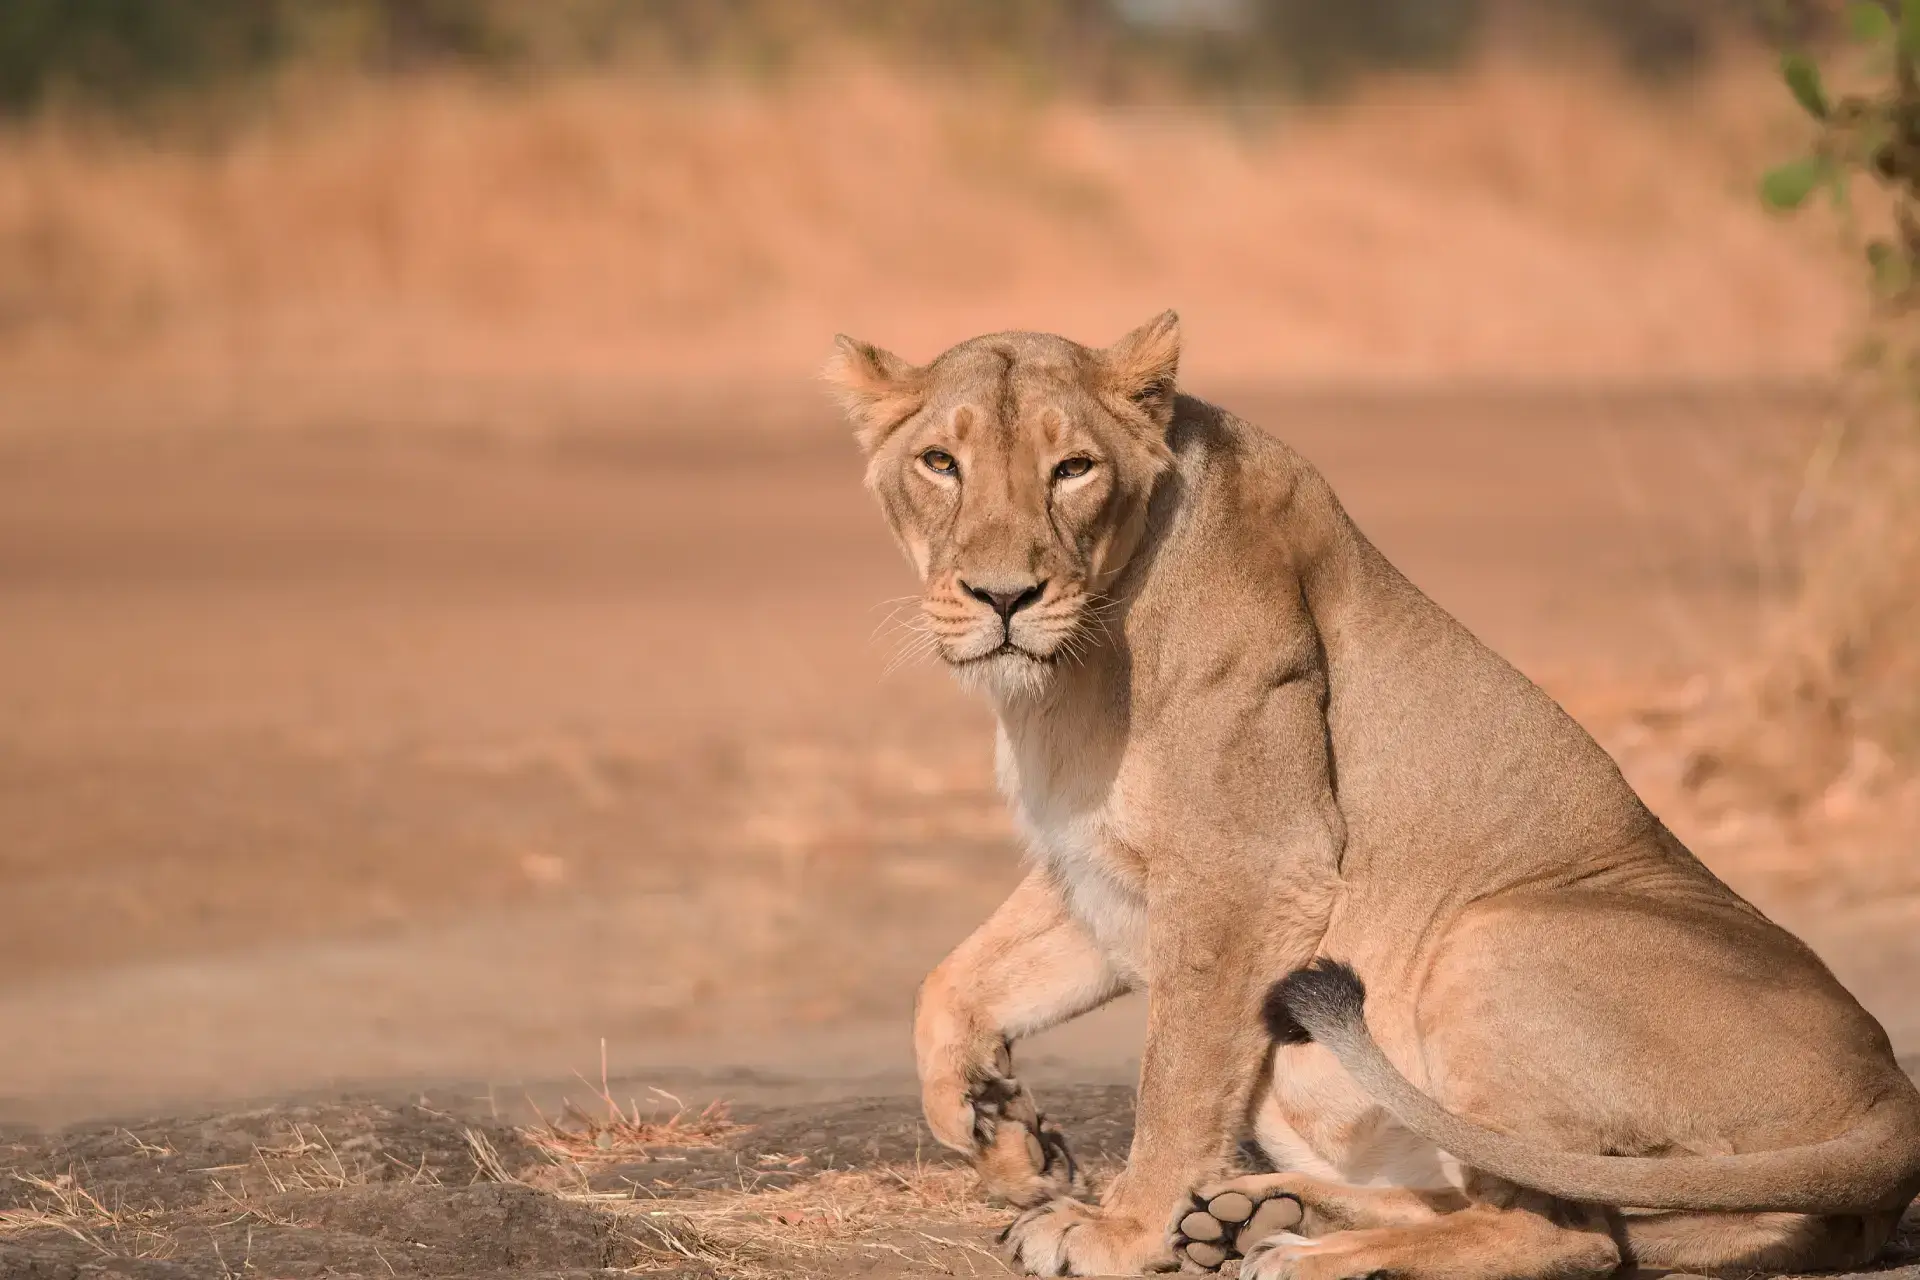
[{"left": 1262, "top": 958, "right": 1367, "bottom": 1045}]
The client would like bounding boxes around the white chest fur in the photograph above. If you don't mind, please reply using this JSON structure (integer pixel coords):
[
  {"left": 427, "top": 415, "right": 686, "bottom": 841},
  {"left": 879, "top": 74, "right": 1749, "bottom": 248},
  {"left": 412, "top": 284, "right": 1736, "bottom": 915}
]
[{"left": 995, "top": 725, "right": 1151, "bottom": 984}]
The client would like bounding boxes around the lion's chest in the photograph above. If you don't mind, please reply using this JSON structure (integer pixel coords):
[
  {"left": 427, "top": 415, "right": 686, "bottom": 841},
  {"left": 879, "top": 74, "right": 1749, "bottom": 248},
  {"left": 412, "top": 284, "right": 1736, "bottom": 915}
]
[{"left": 996, "top": 730, "right": 1151, "bottom": 984}]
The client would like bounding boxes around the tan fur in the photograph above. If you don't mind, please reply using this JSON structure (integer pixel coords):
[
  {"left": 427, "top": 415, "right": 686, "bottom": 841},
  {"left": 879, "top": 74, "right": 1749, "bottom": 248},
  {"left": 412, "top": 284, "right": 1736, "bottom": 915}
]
[
  {"left": 1239, "top": 1189, "right": 1621, "bottom": 1280},
  {"left": 827, "top": 319, "right": 1920, "bottom": 1277},
  {"left": 1256, "top": 1045, "right": 1464, "bottom": 1193}
]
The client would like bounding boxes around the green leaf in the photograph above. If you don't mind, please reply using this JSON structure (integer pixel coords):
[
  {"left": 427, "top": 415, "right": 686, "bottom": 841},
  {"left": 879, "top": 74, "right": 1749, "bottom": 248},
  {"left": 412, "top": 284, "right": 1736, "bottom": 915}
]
[
  {"left": 1781, "top": 51, "right": 1829, "bottom": 119},
  {"left": 1850, "top": 1, "right": 1895, "bottom": 42},
  {"left": 1867, "top": 240, "right": 1911, "bottom": 294},
  {"left": 1826, "top": 165, "right": 1853, "bottom": 212},
  {"left": 1904, "top": 0, "right": 1920, "bottom": 56},
  {"left": 1858, "top": 113, "right": 1896, "bottom": 155},
  {"left": 1760, "top": 157, "right": 1826, "bottom": 210}
]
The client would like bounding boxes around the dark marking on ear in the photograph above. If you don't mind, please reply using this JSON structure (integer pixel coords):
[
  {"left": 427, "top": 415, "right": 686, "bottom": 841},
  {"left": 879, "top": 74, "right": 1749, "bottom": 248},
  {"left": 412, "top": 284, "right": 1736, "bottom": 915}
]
[{"left": 1134, "top": 378, "right": 1172, "bottom": 407}]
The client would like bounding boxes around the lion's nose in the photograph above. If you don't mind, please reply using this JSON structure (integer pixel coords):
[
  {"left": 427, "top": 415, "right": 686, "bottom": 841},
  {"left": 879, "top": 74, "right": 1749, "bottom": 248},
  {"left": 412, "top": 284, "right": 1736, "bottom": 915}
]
[{"left": 961, "top": 579, "right": 1047, "bottom": 622}]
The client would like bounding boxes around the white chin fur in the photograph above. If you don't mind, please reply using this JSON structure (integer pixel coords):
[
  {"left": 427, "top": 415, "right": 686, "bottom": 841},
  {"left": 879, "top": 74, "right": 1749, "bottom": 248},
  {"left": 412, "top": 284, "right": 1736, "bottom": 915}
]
[{"left": 949, "top": 650, "right": 1054, "bottom": 701}]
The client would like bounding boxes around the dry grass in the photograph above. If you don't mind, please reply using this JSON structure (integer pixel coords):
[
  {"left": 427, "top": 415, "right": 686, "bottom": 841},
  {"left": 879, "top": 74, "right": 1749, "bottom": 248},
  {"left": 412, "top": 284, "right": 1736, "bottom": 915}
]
[
  {"left": 0, "top": 1171, "right": 171, "bottom": 1260},
  {"left": 246, "top": 1121, "right": 365, "bottom": 1193},
  {"left": 196, "top": 1120, "right": 394, "bottom": 1232},
  {"left": 513, "top": 1044, "right": 753, "bottom": 1177},
  {"left": 0, "top": 52, "right": 1859, "bottom": 410},
  {"left": 6, "top": 1102, "right": 971, "bottom": 1279},
  {"left": 0, "top": 1116, "right": 1013, "bottom": 1279},
  {"left": 593, "top": 1162, "right": 1013, "bottom": 1280},
  {"left": 0, "top": 1173, "right": 124, "bottom": 1251},
  {"left": 525, "top": 1094, "right": 746, "bottom": 1169},
  {"left": 467, "top": 1090, "right": 1015, "bottom": 1279},
  {"left": 1714, "top": 371, "right": 1920, "bottom": 809},
  {"left": 1782, "top": 399, "right": 1920, "bottom": 756},
  {"left": 441, "top": 1049, "right": 1020, "bottom": 1277}
]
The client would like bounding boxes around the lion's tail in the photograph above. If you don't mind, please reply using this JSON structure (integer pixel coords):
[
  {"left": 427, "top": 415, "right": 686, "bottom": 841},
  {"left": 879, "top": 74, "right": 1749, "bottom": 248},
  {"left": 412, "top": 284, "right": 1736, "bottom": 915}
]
[{"left": 1266, "top": 959, "right": 1920, "bottom": 1214}]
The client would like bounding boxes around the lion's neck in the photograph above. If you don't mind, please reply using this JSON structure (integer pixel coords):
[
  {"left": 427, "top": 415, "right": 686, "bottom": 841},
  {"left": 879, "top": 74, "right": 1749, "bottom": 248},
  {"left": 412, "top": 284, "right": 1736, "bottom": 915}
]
[{"left": 991, "top": 656, "right": 1152, "bottom": 979}]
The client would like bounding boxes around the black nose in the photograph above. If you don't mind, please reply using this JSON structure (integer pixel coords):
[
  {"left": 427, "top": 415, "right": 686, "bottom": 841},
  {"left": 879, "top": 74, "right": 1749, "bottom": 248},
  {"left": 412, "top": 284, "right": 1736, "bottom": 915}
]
[{"left": 961, "top": 579, "right": 1047, "bottom": 621}]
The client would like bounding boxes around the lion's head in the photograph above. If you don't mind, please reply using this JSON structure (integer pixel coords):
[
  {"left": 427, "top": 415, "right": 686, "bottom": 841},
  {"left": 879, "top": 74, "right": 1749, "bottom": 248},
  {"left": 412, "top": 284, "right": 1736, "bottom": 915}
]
[{"left": 825, "top": 313, "right": 1181, "bottom": 700}]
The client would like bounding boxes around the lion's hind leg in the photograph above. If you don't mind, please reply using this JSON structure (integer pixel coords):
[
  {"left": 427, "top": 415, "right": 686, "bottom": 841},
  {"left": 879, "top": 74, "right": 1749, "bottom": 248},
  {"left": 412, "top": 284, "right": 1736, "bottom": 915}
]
[
  {"left": 1239, "top": 1192, "right": 1618, "bottom": 1280},
  {"left": 1619, "top": 1207, "right": 1905, "bottom": 1276}
]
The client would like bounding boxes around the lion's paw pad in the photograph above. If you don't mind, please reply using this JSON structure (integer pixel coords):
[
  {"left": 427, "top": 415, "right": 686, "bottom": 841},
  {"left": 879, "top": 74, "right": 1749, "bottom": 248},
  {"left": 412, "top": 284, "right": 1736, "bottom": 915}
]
[{"left": 1170, "top": 1183, "right": 1304, "bottom": 1270}]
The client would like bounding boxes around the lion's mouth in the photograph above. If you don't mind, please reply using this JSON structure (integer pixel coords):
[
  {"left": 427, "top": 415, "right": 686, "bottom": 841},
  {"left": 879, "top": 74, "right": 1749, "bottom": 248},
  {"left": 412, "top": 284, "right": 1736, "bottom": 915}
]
[{"left": 954, "top": 641, "right": 1052, "bottom": 667}]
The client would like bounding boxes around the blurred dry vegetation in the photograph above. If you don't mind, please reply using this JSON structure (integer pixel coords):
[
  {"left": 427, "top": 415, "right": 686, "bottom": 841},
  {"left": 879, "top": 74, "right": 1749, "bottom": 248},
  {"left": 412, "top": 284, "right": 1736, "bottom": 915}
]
[
  {"left": 0, "top": 0, "right": 1806, "bottom": 109},
  {"left": 1703, "top": 2, "right": 1920, "bottom": 808},
  {"left": 0, "top": 0, "right": 1862, "bottom": 394},
  {"left": 0, "top": 0, "right": 1912, "bottom": 797}
]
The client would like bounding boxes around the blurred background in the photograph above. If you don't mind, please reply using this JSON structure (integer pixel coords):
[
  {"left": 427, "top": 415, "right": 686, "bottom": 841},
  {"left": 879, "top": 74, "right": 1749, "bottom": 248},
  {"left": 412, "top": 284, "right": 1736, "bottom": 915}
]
[{"left": 0, "top": 0, "right": 1914, "bottom": 1126}]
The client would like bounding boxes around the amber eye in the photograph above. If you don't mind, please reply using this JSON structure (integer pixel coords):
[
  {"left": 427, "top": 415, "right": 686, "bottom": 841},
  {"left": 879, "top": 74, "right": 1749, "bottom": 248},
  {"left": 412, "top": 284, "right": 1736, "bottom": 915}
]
[
  {"left": 1053, "top": 456, "right": 1094, "bottom": 481},
  {"left": 921, "top": 448, "right": 958, "bottom": 476}
]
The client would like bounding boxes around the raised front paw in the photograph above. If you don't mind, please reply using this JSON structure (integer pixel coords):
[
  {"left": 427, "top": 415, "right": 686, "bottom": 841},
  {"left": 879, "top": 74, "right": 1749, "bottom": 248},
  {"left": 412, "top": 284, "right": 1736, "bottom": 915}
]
[
  {"left": 1168, "top": 1175, "right": 1305, "bottom": 1271},
  {"left": 1000, "top": 1197, "right": 1175, "bottom": 1276},
  {"left": 925, "top": 1043, "right": 1084, "bottom": 1208},
  {"left": 971, "top": 1075, "right": 1084, "bottom": 1208}
]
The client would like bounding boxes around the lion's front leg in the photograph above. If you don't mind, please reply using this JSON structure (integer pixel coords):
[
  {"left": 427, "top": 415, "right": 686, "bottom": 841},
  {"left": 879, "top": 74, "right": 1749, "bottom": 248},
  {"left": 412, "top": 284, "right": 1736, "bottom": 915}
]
[
  {"left": 998, "top": 948, "right": 1279, "bottom": 1273},
  {"left": 1001, "top": 677, "right": 1344, "bottom": 1276},
  {"left": 1001, "top": 877, "right": 1331, "bottom": 1274},
  {"left": 917, "top": 867, "right": 1130, "bottom": 1207}
]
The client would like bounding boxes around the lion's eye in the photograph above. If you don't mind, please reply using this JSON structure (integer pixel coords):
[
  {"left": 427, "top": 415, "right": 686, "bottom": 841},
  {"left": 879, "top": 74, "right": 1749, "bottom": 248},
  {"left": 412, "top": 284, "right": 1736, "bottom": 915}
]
[
  {"left": 1053, "top": 456, "right": 1094, "bottom": 481},
  {"left": 921, "top": 449, "right": 958, "bottom": 476}
]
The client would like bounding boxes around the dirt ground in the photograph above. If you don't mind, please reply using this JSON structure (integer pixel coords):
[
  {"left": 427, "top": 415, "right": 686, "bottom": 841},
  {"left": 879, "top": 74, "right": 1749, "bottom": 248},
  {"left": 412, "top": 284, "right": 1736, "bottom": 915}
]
[
  {"left": 0, "top": 1085, "right": 1136, "bottom": 1280},
  {"left": 2, "top": 383, "right": 1919, "bottom": 1276},
  {"left": 1, "top": 1086, "right": 1916, "bottom": 1280}
]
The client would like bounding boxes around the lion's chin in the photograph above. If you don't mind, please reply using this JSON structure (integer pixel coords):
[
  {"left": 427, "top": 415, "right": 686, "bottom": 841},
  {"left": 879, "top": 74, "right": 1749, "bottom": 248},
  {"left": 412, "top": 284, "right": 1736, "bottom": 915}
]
[{"left": 947, "top": 645, "right": 1056, "bottom": 702}]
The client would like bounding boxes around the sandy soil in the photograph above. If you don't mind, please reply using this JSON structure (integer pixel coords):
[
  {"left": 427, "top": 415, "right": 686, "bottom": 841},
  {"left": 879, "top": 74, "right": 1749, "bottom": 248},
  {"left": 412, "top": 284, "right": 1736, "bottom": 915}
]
[{"left": 2, "top": 383, "right": 1917, "bottom": 1276}]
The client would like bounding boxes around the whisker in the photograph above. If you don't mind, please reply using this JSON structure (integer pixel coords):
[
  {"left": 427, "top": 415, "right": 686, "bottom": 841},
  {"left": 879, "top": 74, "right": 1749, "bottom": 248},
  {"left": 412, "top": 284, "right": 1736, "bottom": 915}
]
[
  {"left": 879, "top": 632, "right": 941, "bottom": 680},
  {"left": 877, "top": 647, "right": 911, "bottom": 680},
  {"left": 886, "top": 622, "right": 935, "bottom": 652},
  {"left": 870, "top": 620, "right": 925, "bottom": 648},
  {"left": 868, "top": 602, "right": 932, "bottom": 646}
]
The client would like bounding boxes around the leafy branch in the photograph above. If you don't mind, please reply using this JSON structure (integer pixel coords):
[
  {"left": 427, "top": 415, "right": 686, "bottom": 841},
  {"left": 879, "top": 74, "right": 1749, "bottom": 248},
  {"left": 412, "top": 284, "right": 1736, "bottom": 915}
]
[{"left": 1765, "top": 0, "right": 1920, "bottom": 301}]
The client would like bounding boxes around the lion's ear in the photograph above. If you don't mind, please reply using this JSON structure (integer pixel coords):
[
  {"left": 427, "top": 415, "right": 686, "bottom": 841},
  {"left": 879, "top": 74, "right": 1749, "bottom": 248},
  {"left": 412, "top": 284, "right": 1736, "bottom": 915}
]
[
  {"left": 1102, "top": 310, "right": 1181, "bottom": 428},
  {"left": 823, "top": 335, "right": 927, "bottom": 453}
]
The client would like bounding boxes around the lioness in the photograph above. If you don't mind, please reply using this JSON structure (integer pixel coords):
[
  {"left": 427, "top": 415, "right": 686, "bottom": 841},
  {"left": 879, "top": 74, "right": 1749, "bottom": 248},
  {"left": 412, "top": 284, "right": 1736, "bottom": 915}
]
[{"left": 825, "top": 314, "right": 1920, "bottom": 1279}]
